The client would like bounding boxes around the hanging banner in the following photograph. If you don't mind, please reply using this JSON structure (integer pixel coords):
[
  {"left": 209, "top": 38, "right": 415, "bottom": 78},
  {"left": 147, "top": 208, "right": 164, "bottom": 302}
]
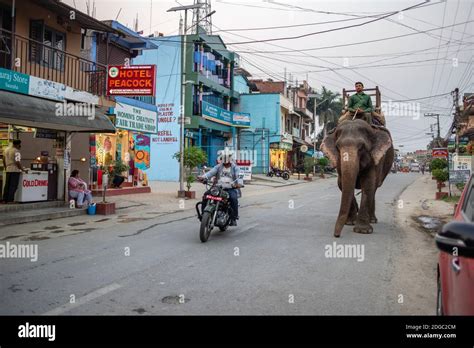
[
  {"left": 107, "top": 65, "right": 156, "bottom": 96},
  {"left": 133, "top": 133, "right": 151, "bottom": 170}
]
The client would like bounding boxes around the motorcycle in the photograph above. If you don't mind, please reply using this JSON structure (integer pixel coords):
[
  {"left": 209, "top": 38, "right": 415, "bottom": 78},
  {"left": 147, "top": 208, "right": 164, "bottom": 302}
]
[
  {"left": 267, "top": 166, "right": 290, "bottom": 180},
  {"left": 195, "top": 173, "right": 243, "bottom": 243}
]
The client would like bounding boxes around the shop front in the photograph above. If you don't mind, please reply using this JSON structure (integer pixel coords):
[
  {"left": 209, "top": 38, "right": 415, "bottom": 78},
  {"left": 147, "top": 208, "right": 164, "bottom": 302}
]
[
  {"left": 269, "top": 133, "right": 293, "bottom": 170},
  {"left": 91, "top": 98, "right": 157, "bottom": 193},
  {"left": 270, "top": 142, "right": 292, "bottom": 170},
  {"left": 0, "top": 90, "right": 115, "bottom": 203}
]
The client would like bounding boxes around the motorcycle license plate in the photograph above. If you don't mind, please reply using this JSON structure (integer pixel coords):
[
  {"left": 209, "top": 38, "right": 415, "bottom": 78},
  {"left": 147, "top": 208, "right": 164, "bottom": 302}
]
[{"left": 206, "top": 195, "right": 222, "bottom": 201}]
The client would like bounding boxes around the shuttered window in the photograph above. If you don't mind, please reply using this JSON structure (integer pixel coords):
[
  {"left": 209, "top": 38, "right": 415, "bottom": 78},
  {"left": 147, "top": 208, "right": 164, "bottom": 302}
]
[{"left": 29, "top": 20, "right": 66, "bottom": 71}]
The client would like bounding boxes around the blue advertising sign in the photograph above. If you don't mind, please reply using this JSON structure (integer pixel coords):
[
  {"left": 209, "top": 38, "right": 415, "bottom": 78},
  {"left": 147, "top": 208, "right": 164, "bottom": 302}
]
[
  {"left": 202, "top": 101, "right": 251, "bottom": 127},
  {"left": 202, "top": 101, "right": 233, "bottom": 126},
  {"left": 233, "top": 111, "right": 251, "bottom": 127},
  {"left": 0, "top": 68, "right": 30, "bottom": 94}
]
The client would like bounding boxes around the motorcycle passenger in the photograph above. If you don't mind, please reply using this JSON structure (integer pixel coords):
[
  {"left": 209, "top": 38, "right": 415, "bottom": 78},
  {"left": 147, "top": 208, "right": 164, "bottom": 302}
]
[{"left": 198, "top": 151, "right": 243, "bottom": 226}]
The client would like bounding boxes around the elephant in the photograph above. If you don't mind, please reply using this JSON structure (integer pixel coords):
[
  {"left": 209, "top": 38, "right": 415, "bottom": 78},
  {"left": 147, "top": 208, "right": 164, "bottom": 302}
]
[{"left": 321, "top": 119, "right": 394, "bottom": 238}]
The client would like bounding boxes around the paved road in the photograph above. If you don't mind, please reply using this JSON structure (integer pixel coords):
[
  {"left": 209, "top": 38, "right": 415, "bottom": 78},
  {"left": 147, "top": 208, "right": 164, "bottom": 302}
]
[{"left": 0, "top": 173, "right": 425, "bottom": 315}]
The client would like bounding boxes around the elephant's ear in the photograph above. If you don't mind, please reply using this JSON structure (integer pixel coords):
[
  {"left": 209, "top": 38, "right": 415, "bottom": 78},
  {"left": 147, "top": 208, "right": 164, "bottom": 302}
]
[
  {"left": 371, "top": 128, "right": 392, "bottom": 166},
  {"left": 321, "top": 133, "right": 338, "bottom": 168}
]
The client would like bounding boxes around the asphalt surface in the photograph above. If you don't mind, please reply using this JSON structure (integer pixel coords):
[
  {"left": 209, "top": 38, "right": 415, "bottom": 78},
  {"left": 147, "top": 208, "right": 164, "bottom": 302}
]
[{"left": 0, "top": 173, "right": 425, "bottom": 315}]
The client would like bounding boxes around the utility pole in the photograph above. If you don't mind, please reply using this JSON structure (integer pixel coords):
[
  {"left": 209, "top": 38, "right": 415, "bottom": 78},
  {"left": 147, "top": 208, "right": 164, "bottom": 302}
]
[
  {"left": 168, "top": 3, "right": 210, "bottom": 197},
  {"left": 424, "top": 113, "right": 441, "bottom": 146}
]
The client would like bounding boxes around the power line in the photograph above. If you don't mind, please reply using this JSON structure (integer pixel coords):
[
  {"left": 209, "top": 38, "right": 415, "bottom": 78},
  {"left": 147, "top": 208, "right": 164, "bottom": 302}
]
[
  {"left": 213, "top": 17, "right": 364, "bottom": 33},
  {"left": 232, "top": 20, "right": 474, "bottom": 53},
  {"left": 222, "top": 1, "right": 428, "bottom": 45}
]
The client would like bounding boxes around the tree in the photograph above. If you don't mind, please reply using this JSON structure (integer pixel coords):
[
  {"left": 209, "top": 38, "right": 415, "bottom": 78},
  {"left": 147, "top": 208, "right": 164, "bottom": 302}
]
[
  {"left": 173, "top": 146, "right": 208, "bottom": 191},
  {"left": 307, "top": 86, "right": 343, "bottom": 130},
  {"left": 318, "top": 157, "right": 329, "bottom": 178}
]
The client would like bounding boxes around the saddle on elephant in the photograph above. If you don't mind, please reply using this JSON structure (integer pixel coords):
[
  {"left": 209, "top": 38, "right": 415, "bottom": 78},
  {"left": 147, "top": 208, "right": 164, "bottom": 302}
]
[{"left": 338, "top": 109, "right": 386, "bottom": 127}]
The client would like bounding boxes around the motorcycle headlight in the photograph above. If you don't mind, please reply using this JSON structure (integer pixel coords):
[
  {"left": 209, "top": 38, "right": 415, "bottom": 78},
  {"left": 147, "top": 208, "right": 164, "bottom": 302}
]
[{"left": 210, "top": 186, "right": 220, "bottom": 196}]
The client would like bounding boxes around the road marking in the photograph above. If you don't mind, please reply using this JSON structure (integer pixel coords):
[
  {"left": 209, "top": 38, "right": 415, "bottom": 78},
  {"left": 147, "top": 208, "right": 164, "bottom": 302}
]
[{"left": 43, "top": 283, "right": 122, "bottom": 315}]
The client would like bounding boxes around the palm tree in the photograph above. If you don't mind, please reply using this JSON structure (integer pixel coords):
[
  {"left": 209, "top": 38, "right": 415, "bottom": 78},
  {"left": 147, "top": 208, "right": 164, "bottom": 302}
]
[{"left": 307, "top": 86, "right": 343, "bottom": 130}]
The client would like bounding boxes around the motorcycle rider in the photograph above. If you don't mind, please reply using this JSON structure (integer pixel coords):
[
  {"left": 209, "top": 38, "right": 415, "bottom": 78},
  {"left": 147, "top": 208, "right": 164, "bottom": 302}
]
[{"left": 198, "top": 149, "right": 243, "bottom": 226}]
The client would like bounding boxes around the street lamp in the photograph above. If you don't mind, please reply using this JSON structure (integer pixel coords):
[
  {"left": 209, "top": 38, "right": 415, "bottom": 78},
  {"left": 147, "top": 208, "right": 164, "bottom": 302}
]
[{"left": 167, "top": 3, "right": 204, "bottom": 197}]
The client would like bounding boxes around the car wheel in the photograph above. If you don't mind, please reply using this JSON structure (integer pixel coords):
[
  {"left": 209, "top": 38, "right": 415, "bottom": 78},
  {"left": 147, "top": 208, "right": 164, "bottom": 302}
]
[{"left": 436, "top": 273, "right": 444, "bottom": 316}]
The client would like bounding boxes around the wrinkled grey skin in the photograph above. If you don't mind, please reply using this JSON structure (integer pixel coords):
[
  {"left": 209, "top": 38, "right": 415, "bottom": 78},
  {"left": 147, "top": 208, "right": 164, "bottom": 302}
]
[{"left": 321, "top": 119, "right": 394, "bottom": 238}]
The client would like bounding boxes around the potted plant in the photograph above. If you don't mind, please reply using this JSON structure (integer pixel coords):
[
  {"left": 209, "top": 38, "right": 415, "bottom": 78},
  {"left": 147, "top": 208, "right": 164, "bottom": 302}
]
[
  {"left": 303, "top": 157, "right": 315, "bottom": 181},
  {"left": 318, "top": 157, "right": 329, "bottom": 178},
  {"left": 432, "top": 168, "right": 449, "bottom": 200},
  {"left": 173, "top": 146, "right": 208, "bottom": 199},
  {"left": 110, "top": 159, "right": 130, "bottom": 188},
  {"left": 430, "top": 158, "right": 447, "bottom": 180}
]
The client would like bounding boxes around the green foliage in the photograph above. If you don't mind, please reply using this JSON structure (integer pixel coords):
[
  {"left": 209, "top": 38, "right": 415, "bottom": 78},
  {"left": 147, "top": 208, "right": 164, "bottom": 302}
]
[
  {"left": 318, "top": 157, "right": 329, "bottom": 167},
  {"left": 173, "top": 146, "right": 208, "bottom": 170},
  {"left": 430, "top": 158, "right": 448, "bottom": 170},
  {"left": 303, "top": 157, "right": 316, "bottom": 175},
  {"left": 173, "top": 146, "right": 208, "bottom": 191},
  {"left": 432, "top": 168, "right": 449, "bottom": 183},
  {"left": 306, "top": 86, "right": 343, "bottom": 129},
  {"left": 456, "top": 182, "right": 466, "bottom": 192},
  {"left": 441, "top": 195, "right": 461, "bottom": 203},
  {"left": 111, "top": 158, "right": 130, "bottom": 177},
  {"left": 186, "top": 174, "right": 195, "bottom": 191}
]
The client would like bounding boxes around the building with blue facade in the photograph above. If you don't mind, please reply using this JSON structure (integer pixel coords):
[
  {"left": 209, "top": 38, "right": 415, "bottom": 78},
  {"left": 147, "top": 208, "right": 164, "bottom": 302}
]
[{"left": 134, "top": 31, "right": 251, "bottom": 181}]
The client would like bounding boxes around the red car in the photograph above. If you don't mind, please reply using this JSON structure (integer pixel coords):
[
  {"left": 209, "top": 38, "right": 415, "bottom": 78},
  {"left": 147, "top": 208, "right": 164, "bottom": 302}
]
[{"left": 436, "top": 174, "right": 474, "bottom": 315}]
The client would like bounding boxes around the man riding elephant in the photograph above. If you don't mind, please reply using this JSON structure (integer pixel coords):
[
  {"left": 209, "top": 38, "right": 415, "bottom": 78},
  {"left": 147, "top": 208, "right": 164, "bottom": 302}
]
[{"left": 339, "top": 82, "right": 385, "bottom": 126}]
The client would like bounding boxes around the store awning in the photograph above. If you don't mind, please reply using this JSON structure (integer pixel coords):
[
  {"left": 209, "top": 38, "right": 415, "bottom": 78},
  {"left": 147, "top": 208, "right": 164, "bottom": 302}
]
[{"left": 0, "top": 91, "right": 116, "bottom": 133}]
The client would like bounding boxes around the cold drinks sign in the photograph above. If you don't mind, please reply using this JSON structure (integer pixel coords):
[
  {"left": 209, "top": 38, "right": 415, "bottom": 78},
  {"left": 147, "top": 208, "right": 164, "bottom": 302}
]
[{"left": 107, "top": 65, "right": 156, "bottom": 96}]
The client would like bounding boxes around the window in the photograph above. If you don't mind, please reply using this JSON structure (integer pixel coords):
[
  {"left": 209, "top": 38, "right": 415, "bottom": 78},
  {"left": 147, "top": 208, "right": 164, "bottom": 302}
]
[
  {"left": 461, "top": 177, "right": 474, "bottom": 222},
  {"left": 30, "top": 20, "right": 66, "bottom": 71},
  {"left": 81, "top": 28, "right": 86, "bottom": 50}
]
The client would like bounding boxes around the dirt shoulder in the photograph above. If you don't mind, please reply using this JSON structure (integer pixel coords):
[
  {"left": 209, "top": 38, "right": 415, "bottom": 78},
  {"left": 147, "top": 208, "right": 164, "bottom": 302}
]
[{"left": 391, "top": 174, "right": 456, "bottom": 315}]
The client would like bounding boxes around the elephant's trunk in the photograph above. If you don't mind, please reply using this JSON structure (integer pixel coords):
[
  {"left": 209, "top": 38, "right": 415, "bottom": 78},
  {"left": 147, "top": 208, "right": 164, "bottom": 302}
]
[{"left": 334, "top": 149, "right": 359, "bottom": 237}]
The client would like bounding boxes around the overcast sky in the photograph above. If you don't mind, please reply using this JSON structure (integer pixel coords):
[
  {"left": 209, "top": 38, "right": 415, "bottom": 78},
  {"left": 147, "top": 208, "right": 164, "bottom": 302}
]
[{"left": 65, "top": 0, "right": 473, "bottom": 152}]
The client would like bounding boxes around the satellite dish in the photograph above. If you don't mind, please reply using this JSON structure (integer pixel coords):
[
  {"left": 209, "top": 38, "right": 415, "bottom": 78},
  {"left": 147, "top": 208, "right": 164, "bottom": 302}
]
[{"left": 300, "top": 145, "right": 308, "bottom": 153}]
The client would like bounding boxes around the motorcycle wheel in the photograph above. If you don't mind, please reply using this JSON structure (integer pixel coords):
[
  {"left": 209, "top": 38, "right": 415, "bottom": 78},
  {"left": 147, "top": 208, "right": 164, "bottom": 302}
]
[
  {"left": 282, "top": 172, "right": 290, "bottom": 180},
  {"left": 200, "top": 212, "right": 213, "bottom": 242},
  {"left": 268, "top": 172, "right": 274, "bottom": 177}
]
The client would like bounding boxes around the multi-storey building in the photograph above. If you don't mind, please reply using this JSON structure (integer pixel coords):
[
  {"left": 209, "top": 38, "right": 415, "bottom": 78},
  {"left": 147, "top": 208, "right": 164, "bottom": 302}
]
[
  {"left": 134, "top": 31, "right": 250, "bottom": 181},
  {"left": 239, "top": 78, "right": 315, "bottom": 173},
  {"left": 0, "top": 0, "right": 116, "bottom": 202}
]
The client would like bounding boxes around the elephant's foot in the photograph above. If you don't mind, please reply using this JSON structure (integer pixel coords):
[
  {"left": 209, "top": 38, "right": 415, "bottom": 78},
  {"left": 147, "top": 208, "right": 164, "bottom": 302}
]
[
  {"left": 370, "top": 216, "right": 378, "bottom": 224},
  {"left": 353, "top": 223, "right": 373, "bottom": 234}
]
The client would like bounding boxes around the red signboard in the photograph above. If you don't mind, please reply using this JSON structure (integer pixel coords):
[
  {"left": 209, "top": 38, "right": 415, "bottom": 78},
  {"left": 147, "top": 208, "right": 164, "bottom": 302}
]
[
  {"left": 107, "top": 65, "right": 156, "bottom": 96},
  {"left": 432, "top": 148, "right": 449, "bottom": 158}
]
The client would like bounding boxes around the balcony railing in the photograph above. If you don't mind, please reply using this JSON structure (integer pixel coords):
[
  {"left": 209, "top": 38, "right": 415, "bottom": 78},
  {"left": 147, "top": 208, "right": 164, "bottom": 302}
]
[
  {"left": 0, "top": 28, "right": 107, "bottom": 96},
  {"left": 295, "top": 107, "right": 314, "bottom": 119}
]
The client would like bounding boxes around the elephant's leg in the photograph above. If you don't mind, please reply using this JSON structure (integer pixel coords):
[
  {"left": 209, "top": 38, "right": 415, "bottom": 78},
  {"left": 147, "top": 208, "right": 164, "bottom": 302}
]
[
  {"left": 369, "top": 194, "right": 377, "bottom": 224},
  {"left": 345, "top": 196, "right": 359, "bottom": 225},
  {"left": 354, "top": 171, "right": 375, "bottom": 234}
]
